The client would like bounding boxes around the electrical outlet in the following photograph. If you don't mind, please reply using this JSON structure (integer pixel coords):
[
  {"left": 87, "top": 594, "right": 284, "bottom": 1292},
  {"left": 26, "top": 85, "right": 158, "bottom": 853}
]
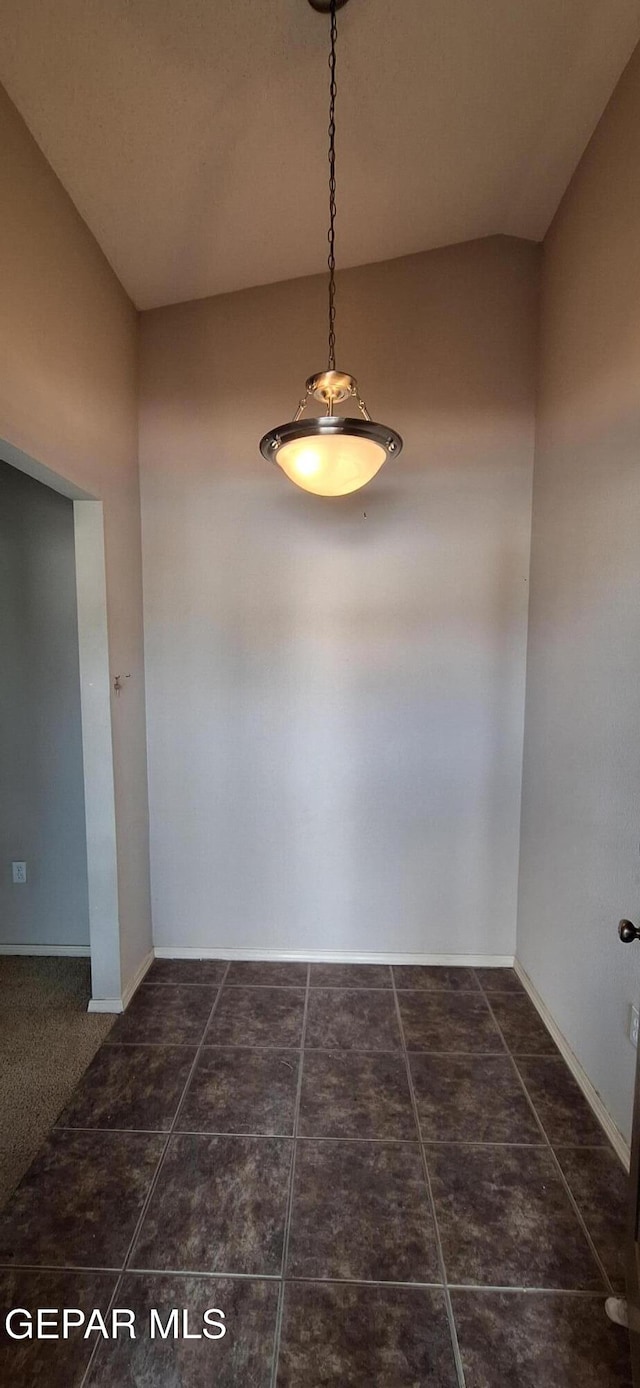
[
  {"left": 630, "top": 1004, "right": 639, "bottom": 1049},
  {"left": 11, "top": 861, "right": 26, "bottom": 884}
]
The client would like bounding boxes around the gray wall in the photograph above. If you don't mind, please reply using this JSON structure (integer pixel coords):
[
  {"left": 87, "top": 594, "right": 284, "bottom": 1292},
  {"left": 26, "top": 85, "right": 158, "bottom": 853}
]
[
  {"left": 139, "top": 236, "right": 539, "bottom": 960},
  {"left": 0, "top": 461, "right": 89, "bottom": 946},
  {"left": 518, "top": 45, "right": 640, "bottom": 1142}
]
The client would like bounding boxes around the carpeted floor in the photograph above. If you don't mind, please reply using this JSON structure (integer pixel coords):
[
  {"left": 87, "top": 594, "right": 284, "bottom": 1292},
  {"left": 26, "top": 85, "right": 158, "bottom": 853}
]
[{"left": 0, "top": 957, "right": 113, "bottom": 1208}]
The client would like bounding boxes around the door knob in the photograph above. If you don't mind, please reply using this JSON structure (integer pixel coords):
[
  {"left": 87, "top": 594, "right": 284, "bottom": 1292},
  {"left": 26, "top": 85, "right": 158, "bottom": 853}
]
[{"left": 619, "top": 919, "right": 640, "bottom": 943}]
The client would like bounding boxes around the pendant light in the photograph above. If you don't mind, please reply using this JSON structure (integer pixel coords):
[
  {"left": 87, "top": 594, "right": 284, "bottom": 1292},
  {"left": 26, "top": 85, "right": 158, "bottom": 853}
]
[{"left": 260, "top": 0, "right": 403, "bottom": 497}]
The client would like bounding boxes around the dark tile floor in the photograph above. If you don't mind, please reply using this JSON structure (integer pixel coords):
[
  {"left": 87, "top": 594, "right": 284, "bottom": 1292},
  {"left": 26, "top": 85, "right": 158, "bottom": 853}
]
[{"left": 0, "top": 961, "right": 632, "bottom": 1386}]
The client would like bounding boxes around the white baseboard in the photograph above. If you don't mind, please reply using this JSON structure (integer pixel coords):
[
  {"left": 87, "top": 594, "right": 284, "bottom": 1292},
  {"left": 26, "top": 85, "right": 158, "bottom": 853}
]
[
  {"left": 514, "top": 958, "right": 630, "bottom": 1171},
  {"left": 0, "top": 943, "right": 91, "bottom": 957},
  {"left": 87, "top": 948, "right": 154, "bottom": 1015},
  {"left": 153, "top": 947, "right": 516, "bottom": 967}
]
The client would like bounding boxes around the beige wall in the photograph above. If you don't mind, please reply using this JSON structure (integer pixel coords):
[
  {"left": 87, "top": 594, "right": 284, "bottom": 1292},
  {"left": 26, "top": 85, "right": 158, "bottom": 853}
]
[
  {"left": 518, "top": 46, "right": 640, "bottom": 1141},
  {"left": 0, "top": 86, "right": 151, "bottom": 990},
  {"left": 139, "top": 237, "right": 539, "bottom": 960}
]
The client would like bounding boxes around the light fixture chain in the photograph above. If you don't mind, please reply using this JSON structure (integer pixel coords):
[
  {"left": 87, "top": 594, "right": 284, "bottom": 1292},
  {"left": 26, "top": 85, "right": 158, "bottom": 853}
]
[{"left": 327, "top": 0, "right": 338, "bottom": 371}]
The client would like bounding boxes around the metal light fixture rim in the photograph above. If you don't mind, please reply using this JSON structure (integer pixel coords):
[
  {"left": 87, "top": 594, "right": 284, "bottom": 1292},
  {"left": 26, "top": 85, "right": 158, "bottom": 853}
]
[
  {"left": 308, "top": 0, "right": 350, "bottom": 12},
  {"left": 259, "top": 414, "right": 403, "bottom": 466}
]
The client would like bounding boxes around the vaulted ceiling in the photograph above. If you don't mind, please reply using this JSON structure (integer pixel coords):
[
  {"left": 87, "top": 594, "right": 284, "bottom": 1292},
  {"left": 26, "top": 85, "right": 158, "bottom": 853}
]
[{"left": 1, "top": 0, "right": 639, "bottom": 309}]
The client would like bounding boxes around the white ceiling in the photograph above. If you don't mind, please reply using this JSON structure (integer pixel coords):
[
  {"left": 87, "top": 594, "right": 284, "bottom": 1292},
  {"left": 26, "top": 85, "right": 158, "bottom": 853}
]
[{"left": 1, "top": 0, "right": 639, "bottom": 310}]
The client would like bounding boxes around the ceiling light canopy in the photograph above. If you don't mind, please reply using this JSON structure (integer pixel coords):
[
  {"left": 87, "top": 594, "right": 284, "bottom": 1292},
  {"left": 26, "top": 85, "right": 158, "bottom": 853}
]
[{"left": 260, "top": 0, "right": 403, "bottom": 497}]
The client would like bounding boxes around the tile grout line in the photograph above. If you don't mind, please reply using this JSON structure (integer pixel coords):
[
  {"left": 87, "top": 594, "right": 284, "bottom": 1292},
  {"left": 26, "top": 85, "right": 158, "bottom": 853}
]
[
  {"left": 269, "top": 961, "right": 311, "bottom": 1388},
  {"left": 142, "top": 980, "right": 236, "bottom": 989},
  {"left": 0, "top": 1261, "right": 282, "bottom": 1280},
  {"left": 282, "top": 1276, "right": 610, "bottom": 1296},
  {"left": 479, "top": 989, "right": 616, "bottom": 1298},
  {"left": 143, "top": 982, "right": 501, "bottom": 993},
  {"left": 137, "top": 981, "right": 517, "bottom": 994},
  {"left": 52, "top": 1125, "right": 569, "bottom": 1147},
  {"left": 229, "top": 983, "right": 391, "bottom": 992},
  {"left": 444, "top": 1284, "right": 611, "bottom": 1297},
  {"left": 78, "top": 962, "right": 232, "bottom": 1388},
  {"left": 390, "top": 971, "right": 467, "bottom": 1388},
  {"left": 100, "top": 1040, "right": 542, "bottom": 1054},
  {"left": 0, "top": 1260, "right": 617, "bottom": 1298}
]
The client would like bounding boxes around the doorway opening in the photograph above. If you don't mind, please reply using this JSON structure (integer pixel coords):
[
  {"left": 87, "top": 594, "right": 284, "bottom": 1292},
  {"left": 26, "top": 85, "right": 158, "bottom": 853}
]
[{"left": 0, "top": 440, "right": 122, "bottom": 1005}]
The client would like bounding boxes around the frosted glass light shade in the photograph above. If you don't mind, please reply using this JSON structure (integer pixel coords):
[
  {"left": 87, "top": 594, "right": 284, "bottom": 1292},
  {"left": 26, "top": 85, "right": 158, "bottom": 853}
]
[
  {"left": 276, "top": 432, "right": 386, "bottom": 497},
  {"left": 260, "top": 415, "right": 402, "bottom": 498}
]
